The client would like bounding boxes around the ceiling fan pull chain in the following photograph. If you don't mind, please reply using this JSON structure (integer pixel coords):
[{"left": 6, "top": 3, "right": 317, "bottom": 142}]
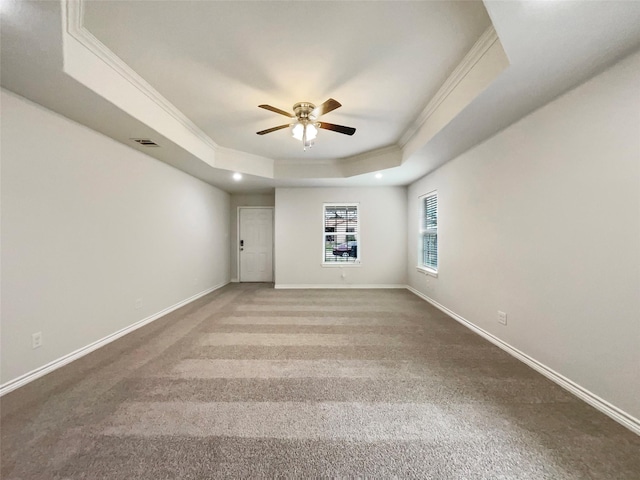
[{"left": 302, "top": 123, "right": 307, "bottom": 151}]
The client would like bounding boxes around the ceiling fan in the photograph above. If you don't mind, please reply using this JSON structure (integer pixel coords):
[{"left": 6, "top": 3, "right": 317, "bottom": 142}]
[{"left": 256, "top": 98, "right": 356, "bottom": 150}]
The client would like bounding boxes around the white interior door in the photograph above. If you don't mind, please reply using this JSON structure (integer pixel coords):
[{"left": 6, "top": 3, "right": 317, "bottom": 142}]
[{"left": 239, "top": 207, "right": 274, "bottom": 282}]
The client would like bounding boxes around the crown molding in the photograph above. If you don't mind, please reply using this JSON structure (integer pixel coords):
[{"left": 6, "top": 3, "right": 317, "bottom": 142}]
[
  {"left": 340, "top": 145, "right": 402, "bottom": 177},
  {"left": 274, "top": 157, "right": 341, "bottom": 167},
  {"left": 399, "top": 25, "right": 499, "bottom": 148},
  {"left": 63, "top": 0, "right": 497, "bottom": 183},
  {"left": 274, "top": 144, "right": 400, "bottom": 167},
  {"left": 65, "top": 0, "right": 219, "bottom": 152},
  {"left": 341, "top": 144, "right": 401, "bottom": 165},
  {"left": 63, "top": 0, "right": 393, "bottom": 180}
]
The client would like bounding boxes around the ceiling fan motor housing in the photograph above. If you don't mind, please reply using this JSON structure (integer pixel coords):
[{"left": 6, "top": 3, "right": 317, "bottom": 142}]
[{"left": 293, "top": 102, "right": 317, "bottom": 121}]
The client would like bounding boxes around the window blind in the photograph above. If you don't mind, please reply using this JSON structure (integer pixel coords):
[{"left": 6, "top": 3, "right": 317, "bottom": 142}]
[
  {"left": 323, "top": 204, "right": 359, "bottom": 263},
  {"left": 422, "top": 193, "right": 437, "bottom": 270}
]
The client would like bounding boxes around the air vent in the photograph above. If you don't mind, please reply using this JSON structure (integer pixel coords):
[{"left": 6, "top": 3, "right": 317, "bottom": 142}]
[{"left": 131, "top": 138, "right": 159, "bottom": 147}]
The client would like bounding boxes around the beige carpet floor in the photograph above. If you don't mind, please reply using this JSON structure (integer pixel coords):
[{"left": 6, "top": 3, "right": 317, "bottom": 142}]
[{"left": 1, "top": 283, "right": 639, "bottom": 478}]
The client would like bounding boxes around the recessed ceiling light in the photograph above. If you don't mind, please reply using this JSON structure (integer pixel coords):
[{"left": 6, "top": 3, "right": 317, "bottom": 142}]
[
  {"left": 233, "top": 172, "right": 242, "bottom": 181},
  {"left": 375, "top": 173, "right": 383, "bottom": 179}
]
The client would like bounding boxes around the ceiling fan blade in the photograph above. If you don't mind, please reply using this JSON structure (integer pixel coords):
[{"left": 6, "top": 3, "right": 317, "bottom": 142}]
[
  {"left": 311, "top": 98, "right": 342, "bottom": 118},
  {"left": 256, "top": 124, "right": 291, "bottom": 135},
  {"left": 258, "top": 104, "right": 294, "bottom": 118},
  {"left": 317, "top": 122, "right": 356, "bottom": 136}
]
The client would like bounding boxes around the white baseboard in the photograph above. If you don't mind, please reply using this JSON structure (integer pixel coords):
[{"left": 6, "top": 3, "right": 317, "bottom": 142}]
[
  {"left": 230, "top": 278, "right": 239, "bottom": 283},
  {"left": 406, "top": 286, "right": 640, "bottom": 436},
  {"left": 0, "top": 281, "right": 229, "bottom": 397},
  {"left": 275, "top": 284, "right": 408, "bottom": 289}
]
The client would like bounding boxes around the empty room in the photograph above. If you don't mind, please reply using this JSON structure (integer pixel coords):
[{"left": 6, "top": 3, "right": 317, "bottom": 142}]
[{"left": 1, "top": 0, "right": 639, "bottom": 478}]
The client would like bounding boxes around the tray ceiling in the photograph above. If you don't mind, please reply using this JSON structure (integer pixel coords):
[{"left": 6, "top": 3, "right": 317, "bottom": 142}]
[
  {"left": 82, "top": 1, "right": 491, "bottom": 161},
  {"left": 2, "top": 1, "right": 640, "bottom": 192}
]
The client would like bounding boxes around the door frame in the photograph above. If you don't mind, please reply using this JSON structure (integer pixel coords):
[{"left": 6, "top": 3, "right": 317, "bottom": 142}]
[{"left": 237, "top": 206, "right": 275, "bottom": 283}]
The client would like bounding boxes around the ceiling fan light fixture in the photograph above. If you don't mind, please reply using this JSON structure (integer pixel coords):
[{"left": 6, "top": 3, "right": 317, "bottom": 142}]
[
  {"left": 292, "top": 122, "right": 317, "bottom": 150},
  {"left": 291, "top": 122, "right": 317, "bottom": 142},
  {"left": 306, "top": 123, "right": 318, "bottom": 141},
  {"left": 291, "top": 122, "right": 304, "bottom": 140}
]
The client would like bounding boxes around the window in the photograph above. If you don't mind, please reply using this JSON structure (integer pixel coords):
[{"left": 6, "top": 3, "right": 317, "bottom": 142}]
[
  {"left": 323, "top": 203, "right": 360, "bottom": 264},
  {"left": 420, "top": 192, "right": 437, "bottom": 272}
]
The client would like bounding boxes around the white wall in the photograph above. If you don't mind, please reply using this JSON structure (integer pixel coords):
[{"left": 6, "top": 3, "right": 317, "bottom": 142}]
[
  {"left": 1, "top": 90, "right": 230, "bottom": 385},
  {"left": 230, "top": 193, "right": 275, "bottom": 281},
  {"left": 275, "top": 187, "right": 407, "bottom": 287},
  {"left": 407, "top": 51, "right": 640, "bottom": 420}
]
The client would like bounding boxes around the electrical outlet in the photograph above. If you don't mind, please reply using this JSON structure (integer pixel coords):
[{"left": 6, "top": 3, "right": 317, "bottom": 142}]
[
  {"left": 498, "top": 311, "right": 507, "bottom": 325},
  {"left": 32, "top": 332, "right": 43, "bottom": 349},
  {"left": 135, "top": 298, "right": 143, "bottom": 310}
]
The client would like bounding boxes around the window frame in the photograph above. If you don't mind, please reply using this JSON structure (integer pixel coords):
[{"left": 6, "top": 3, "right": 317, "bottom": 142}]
[
  {"left": 417, "top": 191, "right": 438, "bottom": 277},
  {"left": 321, "top": 202, "right": 361, "bottom": 267}
]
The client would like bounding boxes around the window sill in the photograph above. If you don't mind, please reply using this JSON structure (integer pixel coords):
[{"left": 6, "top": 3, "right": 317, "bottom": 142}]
[
  {"left": 416, "top": 266, "right": 438, "bottom": 278},
  {"left": 322, "top": 262, "right": 361, "bottom": 268}
]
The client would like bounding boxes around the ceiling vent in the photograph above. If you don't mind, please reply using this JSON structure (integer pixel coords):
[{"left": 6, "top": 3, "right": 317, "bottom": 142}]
[{"left": 131, "top": 138, "right": 159, "bottom": 147}]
